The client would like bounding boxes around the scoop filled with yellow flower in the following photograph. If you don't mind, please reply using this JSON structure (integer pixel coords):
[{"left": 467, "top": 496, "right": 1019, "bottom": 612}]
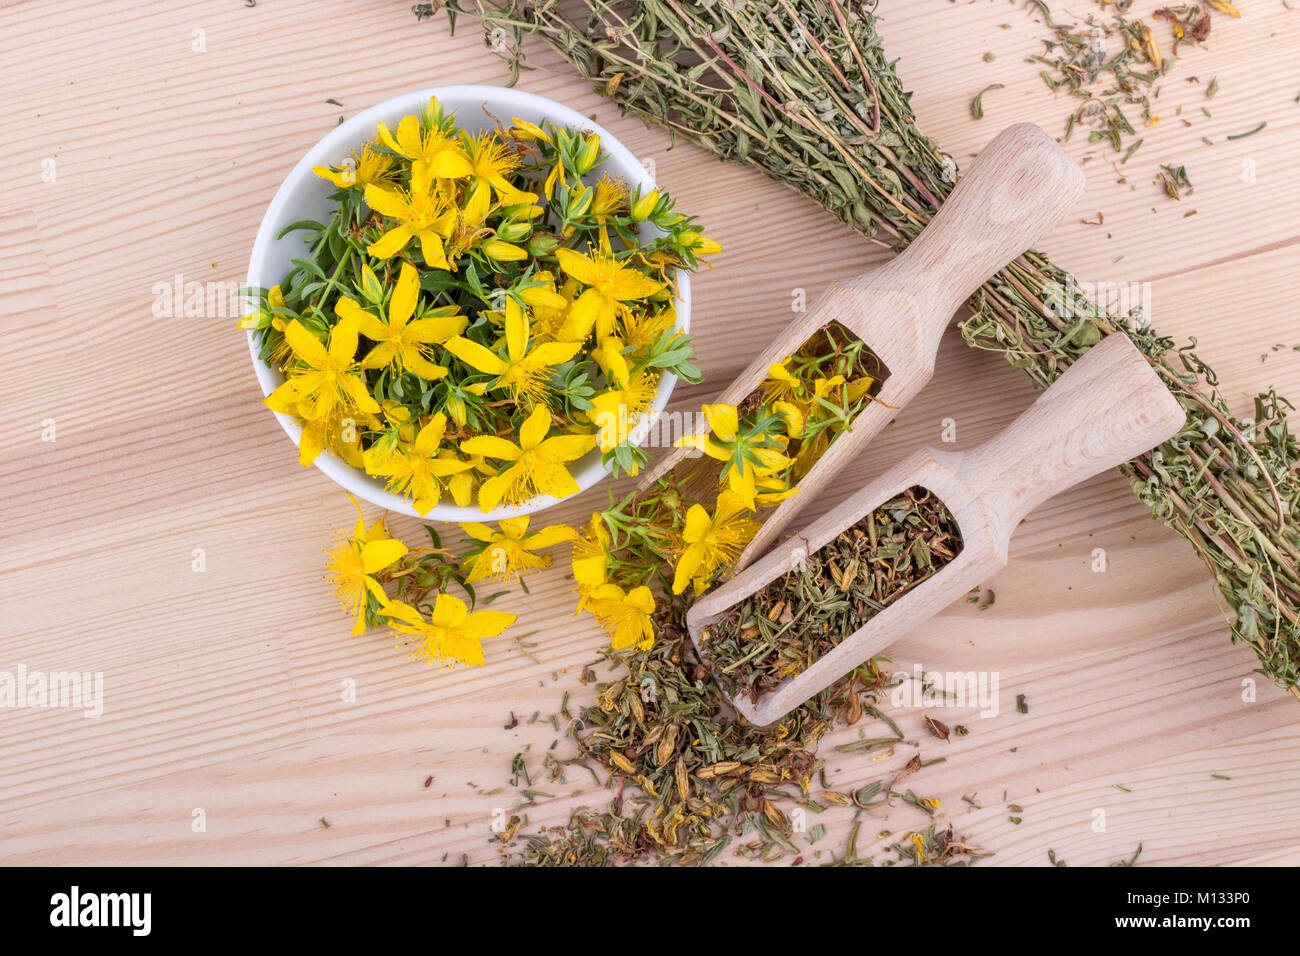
[{"left": 243, "top": 86, "right": 716, "bottom": 521}]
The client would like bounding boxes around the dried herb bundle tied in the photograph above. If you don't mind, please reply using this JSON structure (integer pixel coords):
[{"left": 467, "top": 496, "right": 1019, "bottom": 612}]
[
  {"left": 440, "top": 0, "right": 1300, "bottom": 698},
  {"left": 704, "top": 487, "right": 962, "bottom": 703}
]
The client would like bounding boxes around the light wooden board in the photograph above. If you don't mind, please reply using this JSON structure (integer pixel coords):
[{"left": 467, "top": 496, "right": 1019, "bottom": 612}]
[{"left": 1, "top": 0, "right": 1298, "bottom": 866}]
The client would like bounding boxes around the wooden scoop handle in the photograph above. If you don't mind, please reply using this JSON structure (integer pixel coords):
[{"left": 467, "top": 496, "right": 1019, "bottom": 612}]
[
  {"left": 856, "top": 123, "right": 1085, "bottom": 353},
  {"left": 951, "top": 333, "right": 1186, "bottom": 549}
]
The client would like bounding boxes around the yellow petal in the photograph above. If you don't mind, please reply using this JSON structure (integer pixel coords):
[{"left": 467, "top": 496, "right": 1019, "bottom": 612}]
[
  {"left": 460, "top": 435, "right": 522, "bottom": 460},
  {"left": 328, "top": 313, "right": 361, "bottom": 367},
  {"left": 360, "top": 538, "right": 408, "bottom": 574},
  {"left": 518, "top": 404, "right": 553, "bottom": 450},
  {"left": 405, "top": 313, "right": 468, "bottom": 344},
  {"left": 390, "top": 261, "right": 419, "bottom": 328},
  {"left": 284, "top": 320, "right": 329, "bottom": 368},
  {"left": 606, "top": 269, "right": 662, "bottom": 301},
  {"left": 522, "top": 523, "right": 577, "bottom": 549},
  {"left": 364, "top": 182, "right": 408, "bottom": 219},
  {"left": 367, "top": 224, "right": 413, "bottom": 259},
  {"left": 400, "top": 349, "right": 448, "bottom": 380},
  {"left": 338, "top": 374, "right": 381, "bottom": 414},
  {"left": 444, "top": 337, "right": 508, "bottom": 376},
  {"left": 681, "top": 504, "right": 712, "bottom": 544},
  {"left": 456, "top": 609, "right": 517, "bottom": 642},
  {"left": 459, "top": 521, "right": 497, "bottom": 542},
  {"left": 672, "top": 543, "right": 703, "bottom": 595},
  {"left": 537, "top": 433, "right": 597, "bottom": 462},
  {"left": 414, "top": 413, "right": 448, "bottom": 456},
  {"left": 496, "top": 516, "right": 531, "bottom": 540},
  {"left": 703, "top": 403, "right": 739, "bottom": 443},
  {"left": 427, "top": 148, "right": 473, "bottom": 179},
  {"left": 476, "top": 471, "right": 513, "bottom": 512},
  {"left": 527, "top": 341, "right": 584, "bottom": 366},
  {"left": 297, "top": 422, "right": 325, "bottom": 466},
  {"left": 505, "top": 298, "right": 528, "bottom": 363},
  {"left": 560, "top": 288, "right": 602, "bottom": 341},
  {"left": 429, "top": 592, "right": 469, "bottom": 628},
  {"left": 419, "top": 232, "right": 450, "bottom": 270},
  {"left": 554, "top": 247, "right": 600, "bottom": 286}
]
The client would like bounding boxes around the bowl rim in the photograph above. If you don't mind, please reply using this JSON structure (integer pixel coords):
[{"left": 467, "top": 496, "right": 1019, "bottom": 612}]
[{"left": 244, "top": 83, "right": 691, "bottom": 522}]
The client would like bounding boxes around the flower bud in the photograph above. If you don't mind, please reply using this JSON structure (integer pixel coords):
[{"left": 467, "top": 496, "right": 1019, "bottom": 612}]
[
  {"left": 525, "top": 233, "right": 561, "bottom": 257},
  {"left": 577, "top": 134, "right": 602, "bottom": 173},
  {"left": 630, "top": 188, "right": 660, "bottom": 220},
  {"left": 482, "top": 239, "right": 527, "bottom": 262},
  {"left": 496, "top": 221, "right": 531, "bottom": 243}
]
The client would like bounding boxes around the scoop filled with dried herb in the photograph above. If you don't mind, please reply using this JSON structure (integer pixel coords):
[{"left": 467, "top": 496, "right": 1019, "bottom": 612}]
[
  {"left": 689, "top": 334, "right": 1185, "bottom": 725},
  {"left": 632, "top": 121, "right": 1083, "bottom": 575},
  {"left": 703, "top": 487, "right": 962, "bottom": 704}
]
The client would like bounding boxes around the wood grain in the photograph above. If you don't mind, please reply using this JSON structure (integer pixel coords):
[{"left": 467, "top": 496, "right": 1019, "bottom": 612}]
[{"left": 1, "top": 0, "right": 1298, "bottom": 867}]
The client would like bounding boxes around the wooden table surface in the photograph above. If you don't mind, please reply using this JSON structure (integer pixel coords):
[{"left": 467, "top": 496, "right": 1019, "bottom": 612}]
[{"left": 3, "top": 0, "right": 1299, "bottom": 867}]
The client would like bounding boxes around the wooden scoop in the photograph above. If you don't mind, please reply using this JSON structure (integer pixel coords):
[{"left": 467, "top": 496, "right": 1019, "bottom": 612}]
[
  {"left": 686, "top": 333, "right": 1187, "bottom": 726},
  {"left": 641, "top": 123, "right": 1086, "bottom": 572}
]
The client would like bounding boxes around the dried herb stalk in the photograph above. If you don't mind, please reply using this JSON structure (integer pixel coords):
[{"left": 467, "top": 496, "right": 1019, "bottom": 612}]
[
  {"left": 437, "top": 0, "right": 1300, "bottom": 698},
  {"left": 703, "top": 487, "right": 962, "bottom": 702}
]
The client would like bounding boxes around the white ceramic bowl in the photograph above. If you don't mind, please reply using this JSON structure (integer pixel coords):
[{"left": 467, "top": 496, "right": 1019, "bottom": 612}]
[{"left": 245, "top": 85, "right": 690, "bottom": 522}]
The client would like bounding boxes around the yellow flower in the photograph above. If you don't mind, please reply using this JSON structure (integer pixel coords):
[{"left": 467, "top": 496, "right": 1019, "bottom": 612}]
[
  {"left": 461, "top": 131, "right": 537, "bottom": 208},
  {"left": 324, "top": 495, "right": 409, "bottom": 635},
  {"left": 459, "top": 516, "right": 577, "bottom": 585},
  {"left": 764, "top": 358, "right": 800, "bottom": 404},
  {"left": 364, "top": 180, "right": 457, "bottom": 269},
  {"left": 671, "top": 489, "right": 760, "bottom": 595},
  {"left": 587, "top": 372, "right": 659, "bottom": 454},
  {"left": 621, "top": 304, "right": 678, "bottom": 350},
  {"left": 236, "top": 283, "right": 284, "bottom": 331},
  {"left": 312, "top": 145, "right": 396, "bottom": 190},
  {"left": 386, "top": 593, "right": 516, "bottom": 668},
  {"left": 585, "top": 583, "right": 656, "bottom": 650},
  {"left": 363, "top": 412, "right": 474, "bottom": 515},
  {"left": 341, "top": 261, "right": 465, "bottom": 379},
  {"left": 675, "top": 403, "right": 793, "bottom": 511},
  {"left": 765, "top": 358, "right": 874, "bottom": 417},
  {"left": 376, "top": 104, "right": 473, "bottom": 186},
  {"left": 570, "top": 513, "right": 612, "bottom": 593},
  {"left": 554, "top": 247, "right": 663, "bottom": 341},
  {"left": 298, "top": 405, "right": 377, "bottom": 469},
  {"left": 534, "top": 278, "right": 587, "bottom": 342},
  {"left": 443, "top": 298, "right": 583, "bottom": 403},
  {"left": 592, "top": 336, "right": 631, "bottom": 388},
  {"left": 459, "top": 405, "right": 597, "bottom": 511},
  {"left": 264, "top": 314, "right": 380, "bottom": 423}
]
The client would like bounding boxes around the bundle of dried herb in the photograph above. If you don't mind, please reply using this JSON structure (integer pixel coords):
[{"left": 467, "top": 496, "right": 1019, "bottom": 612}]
[
  {"left": 434, "top": 0, "right": 1300, "bottom": 699},
  {"left": 703, "top": 487, "right": 962, "bottom": 703}
]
